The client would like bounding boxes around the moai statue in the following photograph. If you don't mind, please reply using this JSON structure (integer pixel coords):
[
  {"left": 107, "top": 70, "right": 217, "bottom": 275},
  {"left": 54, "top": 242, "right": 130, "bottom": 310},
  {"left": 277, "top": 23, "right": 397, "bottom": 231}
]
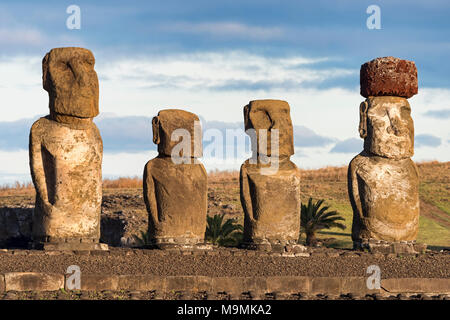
[
  {"left": 348, "top": 56, "right": 424, "bottom": 253},
  {"left": 240, "top": 100, "right": 302, "bottom": 252},
  {"left": 29, "top": 47, "right": 106, "bottom": 250},
  {"left": 143, "top": 109, "right": 209, "bottom": 249}
]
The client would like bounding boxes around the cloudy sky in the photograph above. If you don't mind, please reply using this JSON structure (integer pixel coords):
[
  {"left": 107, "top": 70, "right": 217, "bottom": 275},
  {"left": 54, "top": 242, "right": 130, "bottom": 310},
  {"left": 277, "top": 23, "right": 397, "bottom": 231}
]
[{"left": 0, "top": 0, "right": 449, "bottom": 183}]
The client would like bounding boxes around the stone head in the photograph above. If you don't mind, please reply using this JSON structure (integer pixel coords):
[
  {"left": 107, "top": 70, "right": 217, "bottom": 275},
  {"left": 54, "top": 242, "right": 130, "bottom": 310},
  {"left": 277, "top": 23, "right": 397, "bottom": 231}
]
[
  {"left": 152, "top": 109, "right": 202, "bottom": 158},
  {"left": 43, "top": 47, "right": 99, "bottom": 119},
  {"left": 244, "top": 99, "right": 294, "bottom": 157},
  {"left": 359, "top": 96, "right": 414, "bottom": 159}
]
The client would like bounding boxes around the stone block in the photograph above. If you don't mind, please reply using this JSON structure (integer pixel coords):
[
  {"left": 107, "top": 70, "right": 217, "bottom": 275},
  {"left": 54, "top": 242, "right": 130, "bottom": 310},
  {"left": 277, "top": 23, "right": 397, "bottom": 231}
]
[
  {"left": 5, "top": 272, "right": 64, "bottom": 291},
  {"left": 117, "top": 275, "right": 165, "bottom": 291},
  {"left": 266, "top": 276, "right": 309, "bottom": 294},
  {"left": 310, "top": 277, "right": 341, "bottom": 295},
  {"left": 381, "top": 278, "right": 450, "bottom": 294},
  {"left": 76, "top": 275, "right": 118, "bottom": 291}
]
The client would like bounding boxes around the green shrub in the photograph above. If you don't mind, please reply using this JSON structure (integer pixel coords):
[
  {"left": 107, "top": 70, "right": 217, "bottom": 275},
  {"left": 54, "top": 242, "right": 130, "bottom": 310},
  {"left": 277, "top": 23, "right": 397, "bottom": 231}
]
[
  {"left": 132, "top": 230, "right": 151, "bottom": 247},
  {"left": 205, "top": 213, "right": 243, "bottom": 247},
  {"left": 301, "top": 197, "right": 346, "bottom": 246}
]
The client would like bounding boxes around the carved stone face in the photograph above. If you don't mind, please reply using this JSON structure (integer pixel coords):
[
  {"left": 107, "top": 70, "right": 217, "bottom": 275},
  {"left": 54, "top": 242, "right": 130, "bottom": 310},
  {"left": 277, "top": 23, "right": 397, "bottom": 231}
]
[
  {"left": 244, "top": 99, "right": 294, "bottom": 157},
  {"left": 152, "top": 109, "right": 202, "bottom": 158},
  {"left": 360, "top": 96, "right": 414, "bottom": 159},
  {"left": 43, "top": 47, "right": 99, "bottom": 119}
]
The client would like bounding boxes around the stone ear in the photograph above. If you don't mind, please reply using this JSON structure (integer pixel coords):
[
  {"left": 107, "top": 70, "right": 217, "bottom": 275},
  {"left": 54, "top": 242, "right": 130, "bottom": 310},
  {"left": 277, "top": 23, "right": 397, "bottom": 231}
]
[
  {"left": 152, "top": 116, "right": 160, "bottom": 145},
  {"left": 42, "top": 53, "right": 51, "bottom": 92},
  {"left": 243, "top": 104, "right": 251, "bottom": 131},
  {"left": 359, "top": 101, "right": 368, "bottom": 139}
]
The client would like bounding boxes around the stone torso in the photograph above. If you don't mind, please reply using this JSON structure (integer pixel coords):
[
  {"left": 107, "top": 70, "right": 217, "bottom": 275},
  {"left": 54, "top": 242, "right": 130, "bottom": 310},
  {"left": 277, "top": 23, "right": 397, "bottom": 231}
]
[
  {"left": 349, "top": 153, "right": 419, "bottom": 241},
  {"left": 240, "top": 159, "right": 301, "bottom": 243},
  {"left": 31, "top": 117, "right": 102, "bottom": 240},
  {"left": 144, "top": 157, "right": 207, "bottom": 242}
]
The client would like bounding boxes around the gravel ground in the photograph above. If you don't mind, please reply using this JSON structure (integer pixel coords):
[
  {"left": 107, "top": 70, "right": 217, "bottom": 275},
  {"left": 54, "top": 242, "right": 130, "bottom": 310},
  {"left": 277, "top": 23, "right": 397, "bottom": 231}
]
[{"left": 0, "top": 248, "right": 448, "bottom": 278}]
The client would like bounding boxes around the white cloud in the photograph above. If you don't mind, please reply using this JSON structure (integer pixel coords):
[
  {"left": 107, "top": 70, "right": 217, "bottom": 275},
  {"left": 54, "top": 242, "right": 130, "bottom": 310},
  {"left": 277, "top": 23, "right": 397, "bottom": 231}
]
[
  {"left": 0, "top": 28, "right": 46, "bottom": 46},
  {"left": 0, "top": 51, "right": 448, "bottom": 181},
  {"left": 0, "top": 51, "right": 355, "bottom": 122},
  {"left": 159, "top": 21, "right": 285, "bottom": 41},
  {"left": 97, "top": 51, "right": 347, "bottom": 91}
]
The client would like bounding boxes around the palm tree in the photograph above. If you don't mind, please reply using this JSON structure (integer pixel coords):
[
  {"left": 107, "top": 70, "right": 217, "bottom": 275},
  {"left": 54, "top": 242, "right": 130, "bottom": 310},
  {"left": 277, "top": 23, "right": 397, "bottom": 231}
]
[
  {"left": 133, "top": 230, "right": 151, "bottom": 247},
  {"left": 205, "top": 213, "right": 244, "bottom": 247},
  {"left": 300, "top": 198, "right": 346, "bottom": 246}
]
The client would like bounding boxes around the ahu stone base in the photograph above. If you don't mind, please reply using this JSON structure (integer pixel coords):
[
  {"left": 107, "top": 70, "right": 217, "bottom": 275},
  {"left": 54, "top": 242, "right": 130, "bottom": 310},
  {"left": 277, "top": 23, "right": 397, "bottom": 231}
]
[
  {"left": 241, "top": 241, "right": 307, "bottom": 253},
  {"left": 354, "top": 239, "right": 427, "bottom": 254},
  {"left": 30, "top": 240, "right": 108, "bottom": 251},
  {"left": 150, "top": 238, "right": 212, "bottom": 251}
]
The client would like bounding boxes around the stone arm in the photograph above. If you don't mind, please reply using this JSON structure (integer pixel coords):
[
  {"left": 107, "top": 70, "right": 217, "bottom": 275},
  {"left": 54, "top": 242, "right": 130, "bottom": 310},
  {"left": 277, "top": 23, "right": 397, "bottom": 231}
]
[
  {"left": 347, "top": 157, "right": 364, "bottom": 239},
  {"left": 92, "top": 123, "right": 103, "bottom": 162},
  {"left": 29, "top": 122, "right": 50, "bottom": 208},
  {"left": 239, "top": 163, "right": 256, "bottom": 224},
  {"left": 199, "top": 162, "right": 208, "bottom": 211},
  {"left": 143, "top": 162, "right": 159, "bottom": 230},
  {"left": 411, "top": 160, "right": 419, "bottom": 180}
]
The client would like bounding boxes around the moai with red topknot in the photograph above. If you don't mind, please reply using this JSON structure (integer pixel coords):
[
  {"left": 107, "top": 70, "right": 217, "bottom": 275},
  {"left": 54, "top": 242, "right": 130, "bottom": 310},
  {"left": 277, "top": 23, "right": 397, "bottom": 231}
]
[{"left": 348, "top": 57, "right": 426, "bottom": 253}]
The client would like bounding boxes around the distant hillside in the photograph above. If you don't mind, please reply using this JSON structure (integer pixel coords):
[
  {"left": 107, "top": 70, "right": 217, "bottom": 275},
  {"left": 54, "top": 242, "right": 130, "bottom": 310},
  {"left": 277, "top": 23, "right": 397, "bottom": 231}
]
[
  {"left": 206, "top": 161, "right": 450, "bottom": 249},
  {"left": 1, "top": 161, "right": 448, "bottom": 249}
]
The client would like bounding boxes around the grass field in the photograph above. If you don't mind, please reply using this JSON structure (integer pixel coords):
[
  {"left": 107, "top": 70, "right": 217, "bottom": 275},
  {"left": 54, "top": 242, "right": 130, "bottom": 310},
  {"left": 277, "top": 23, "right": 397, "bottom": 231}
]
[
  {"left": 206, "top": 161, "right": 450, "bottom": 249},
  {"left": 1, "top": 161, "right": 448, "bottom": 249}
]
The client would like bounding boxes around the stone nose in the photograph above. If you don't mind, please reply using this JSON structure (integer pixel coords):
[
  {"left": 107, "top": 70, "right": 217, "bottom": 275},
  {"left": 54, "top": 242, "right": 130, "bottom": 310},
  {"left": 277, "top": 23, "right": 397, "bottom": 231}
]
[
  {"left": 385, "top": 108, "right": 408, "bottom": 136},
  {"left": 67, "top": 58, "right": 89, "bottom": 87},
  {"left": 387, "top": 116, "right": 407, "bottom": 136}
]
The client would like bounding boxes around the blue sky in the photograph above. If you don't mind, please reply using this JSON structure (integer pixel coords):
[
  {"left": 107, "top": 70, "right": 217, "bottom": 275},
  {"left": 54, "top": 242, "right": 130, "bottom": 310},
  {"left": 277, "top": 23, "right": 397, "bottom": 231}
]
[{"left": 0, "top": 0, "right": 449, "bottom": 183}]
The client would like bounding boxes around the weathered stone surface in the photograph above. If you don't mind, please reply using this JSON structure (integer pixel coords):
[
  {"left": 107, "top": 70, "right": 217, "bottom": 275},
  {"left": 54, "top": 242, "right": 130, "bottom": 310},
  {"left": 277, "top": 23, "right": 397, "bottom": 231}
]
[
  {"left": 241, "top": 160, "right": 301, "bottom": 245},
  {"left": 144, "top": 109, "right": 207, "bottom": 248},
  {"left": 166, "top": 276, "right": 198, "bottom": 292},
  {"left": 381, "top": 278, "right": 450, "bottom": 294},
  {"left": 244, "top": 99, "right": 294, "bottom": 157},
  {"left": 39, "top": 242, "right": 108, "bottom": 251},
  {"left": 240, "top": 100, "right": 301, "bottom": 247},
  {"left": 76, "top": 274, "right": 119, "bottom": 291},
  {"left": 43, "top": 47, "right": 99, "bottom": 118},
  {"left": 30, "top": 47, "right": 104, "bottom": 250},
  {"left": 349, "top": 58, "right": 420, "bottom": 245},
  {"left": 265, "top": 276, "right": 309, "bottom": 294},
  {"left": 360, "top": 56, "right": 418, "bottom": 98},
  {"left": 341, "top": 277, "right": 380, "bottom": 295},
  {"left": 359, "top": 97, "right": 414, "bottom": 159},
  {"left": 117, "top": 275, "right": 166, "bottom": 291},
  {"left": 152, "top": 109, "right": 202, "bottom": 158},
  {"left": 0, "top": 274, "right": 5, "bottom": 292},
  {"left": 1, "top": 274, "right": 449, "bottom": 296},
  {"left": 5, "top": 272, "right": 64, "bottom": 291},
  {"left": 211, "top": 277, "right": 264, "bottom": 295},
  {"left": 348, "top": 153, "right": 419, "bottom": 242},
  {"left": 310, "top": 277, "right": 341, "bottom": 295}
]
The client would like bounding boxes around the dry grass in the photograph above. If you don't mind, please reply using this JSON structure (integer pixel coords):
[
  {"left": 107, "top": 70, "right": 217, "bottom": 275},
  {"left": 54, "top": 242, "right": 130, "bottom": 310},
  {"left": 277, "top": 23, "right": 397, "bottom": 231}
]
[
  {"left": 416, "top": 160, "right": 450, "bottom": 183},
  {"left": 0, "top": 161, "right": 446, "bottom": 193},
  {"left": 102, "top": 176, "right": 142, "bottom": 189},
  {"left": 0, "top": 181, "right": 34, "bottom": 196},
  {"left": 0, "top": 161, "right": 447, "bottom": 248},
  {"left": 208, "top": 169, "right": 239, "bottom": 183}
]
